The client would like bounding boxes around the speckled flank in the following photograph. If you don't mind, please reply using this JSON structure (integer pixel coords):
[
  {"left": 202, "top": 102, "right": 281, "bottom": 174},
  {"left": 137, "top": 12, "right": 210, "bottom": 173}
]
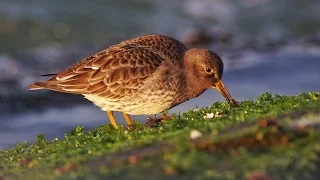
[{"left": 83, "top": 90, "right": 175, "bottom": 115}]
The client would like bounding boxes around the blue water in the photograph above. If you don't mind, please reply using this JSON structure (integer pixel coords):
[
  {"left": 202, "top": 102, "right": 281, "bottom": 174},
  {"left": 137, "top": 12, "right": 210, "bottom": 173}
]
[{"left": 0, "top": 0, "right": 320, "bottom": 149}]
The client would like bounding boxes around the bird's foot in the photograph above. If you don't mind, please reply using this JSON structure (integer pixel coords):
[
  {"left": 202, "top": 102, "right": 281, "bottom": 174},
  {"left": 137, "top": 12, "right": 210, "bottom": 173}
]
[
  {"left": 145, "top": 115, "right": 173, "bottom": 127},
  {"left": 229, "top": 99, "right": 239, "bottom": 108},
  {"left": 126, "top": 123, "right": 137, "bottom": 131}
]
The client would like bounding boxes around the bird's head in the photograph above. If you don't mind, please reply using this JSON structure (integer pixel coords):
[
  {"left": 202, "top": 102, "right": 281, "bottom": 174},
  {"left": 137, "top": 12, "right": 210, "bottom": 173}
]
[{"left": 184, "top": 48, "right": 238, "bottom": 107}]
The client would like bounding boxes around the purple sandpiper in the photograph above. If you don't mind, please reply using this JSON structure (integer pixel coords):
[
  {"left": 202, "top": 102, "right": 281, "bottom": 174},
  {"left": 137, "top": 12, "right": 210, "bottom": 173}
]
[{"left": 28, "top": 34, "right": 237, "bottom": 128}]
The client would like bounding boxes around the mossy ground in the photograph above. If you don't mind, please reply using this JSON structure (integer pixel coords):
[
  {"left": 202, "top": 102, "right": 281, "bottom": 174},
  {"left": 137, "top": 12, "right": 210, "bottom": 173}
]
[{"left": 1, "top": 92, "right": 320, "bottom": 179}]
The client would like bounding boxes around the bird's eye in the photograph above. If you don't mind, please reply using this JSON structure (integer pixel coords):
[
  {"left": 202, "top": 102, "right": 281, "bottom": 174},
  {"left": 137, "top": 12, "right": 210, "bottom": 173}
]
[{"left": 205, "top": 68, "right": 213, "bottom": 74}]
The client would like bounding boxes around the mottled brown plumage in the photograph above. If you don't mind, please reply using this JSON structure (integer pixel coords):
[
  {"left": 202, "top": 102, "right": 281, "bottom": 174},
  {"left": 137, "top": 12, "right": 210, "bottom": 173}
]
[{"left": 28, "top": 34, "right": 237, "bottom": 127}]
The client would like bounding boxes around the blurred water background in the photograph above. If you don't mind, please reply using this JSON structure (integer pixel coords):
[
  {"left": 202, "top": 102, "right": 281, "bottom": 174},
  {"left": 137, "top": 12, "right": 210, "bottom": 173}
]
[{"left": 0, "top": 0, "right": 320, "bottom": 149}]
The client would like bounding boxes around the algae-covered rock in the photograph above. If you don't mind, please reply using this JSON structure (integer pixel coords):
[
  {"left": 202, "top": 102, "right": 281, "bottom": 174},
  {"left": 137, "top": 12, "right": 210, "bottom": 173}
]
[{"left": 0, "top": 92, "right": 320, "bottom": 179}]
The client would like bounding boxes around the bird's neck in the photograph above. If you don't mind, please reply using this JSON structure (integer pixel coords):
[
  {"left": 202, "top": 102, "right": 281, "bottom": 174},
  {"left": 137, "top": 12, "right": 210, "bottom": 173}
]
[{"left": 185, "top": 72, "right": 206, "bottom": 99}]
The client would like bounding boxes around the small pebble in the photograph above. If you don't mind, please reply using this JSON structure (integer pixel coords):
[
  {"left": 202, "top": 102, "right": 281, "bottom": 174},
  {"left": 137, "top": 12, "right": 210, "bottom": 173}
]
[
  {"left": 215, "top": 111, "right": 222, "bottom": 118},
  {"left": 203, "top": 113, "right": 214, "bottom": 119},
  {"left": 190, "top": 130, "right": 202, "bottom": 139}
]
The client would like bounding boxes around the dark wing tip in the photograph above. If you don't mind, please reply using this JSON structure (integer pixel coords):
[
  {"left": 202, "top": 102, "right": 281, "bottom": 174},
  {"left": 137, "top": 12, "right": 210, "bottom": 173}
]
[{"left": 41, "top": 73, "right": 58, "bottom": 77}]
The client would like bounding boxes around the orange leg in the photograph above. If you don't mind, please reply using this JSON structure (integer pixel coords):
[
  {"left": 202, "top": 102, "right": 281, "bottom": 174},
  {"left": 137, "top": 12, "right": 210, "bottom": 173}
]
[
  {"left": 122, "top": 113, "right": 133, "bottom": 126},
  {"left": 106, "top": 111, "right": 118, "bottom": 128}
]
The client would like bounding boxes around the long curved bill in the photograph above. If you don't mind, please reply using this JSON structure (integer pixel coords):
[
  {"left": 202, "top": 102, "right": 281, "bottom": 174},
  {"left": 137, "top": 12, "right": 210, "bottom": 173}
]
[{"left": 215, "top": 80, "right": 238, "bottom": 107}]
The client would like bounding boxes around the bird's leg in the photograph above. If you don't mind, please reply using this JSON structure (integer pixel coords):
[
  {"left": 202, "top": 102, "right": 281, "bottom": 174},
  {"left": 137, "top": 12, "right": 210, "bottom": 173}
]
[
  {"left": 162, "top": 110, "right": 170, "bottom": 116},
  {"left": 122, "top": 113, "right": 133, "bottom": 126},
  {"left": 106, "top": 111, "right": 118, "bottom": 128}
]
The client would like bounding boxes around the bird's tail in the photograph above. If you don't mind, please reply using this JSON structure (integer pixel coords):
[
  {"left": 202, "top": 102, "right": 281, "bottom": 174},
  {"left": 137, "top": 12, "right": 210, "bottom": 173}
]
[
  {"left": 27, "top": 74, "right": 85, "bottom": 94},
  {"left": 27, "top": 82, "right": 48, "bottom": 90},
  {"left": 27, "top": 80, "right": 84, "bottom": 94}
]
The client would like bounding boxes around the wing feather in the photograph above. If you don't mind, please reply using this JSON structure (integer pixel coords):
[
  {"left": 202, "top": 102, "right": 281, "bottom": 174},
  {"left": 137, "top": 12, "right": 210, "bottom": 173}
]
[
  {"left": 47, "top": 46, "right": 165, "bottom": 97},
  {"left": 28, "top": 35, "right": 187, "bottom": 99}
]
